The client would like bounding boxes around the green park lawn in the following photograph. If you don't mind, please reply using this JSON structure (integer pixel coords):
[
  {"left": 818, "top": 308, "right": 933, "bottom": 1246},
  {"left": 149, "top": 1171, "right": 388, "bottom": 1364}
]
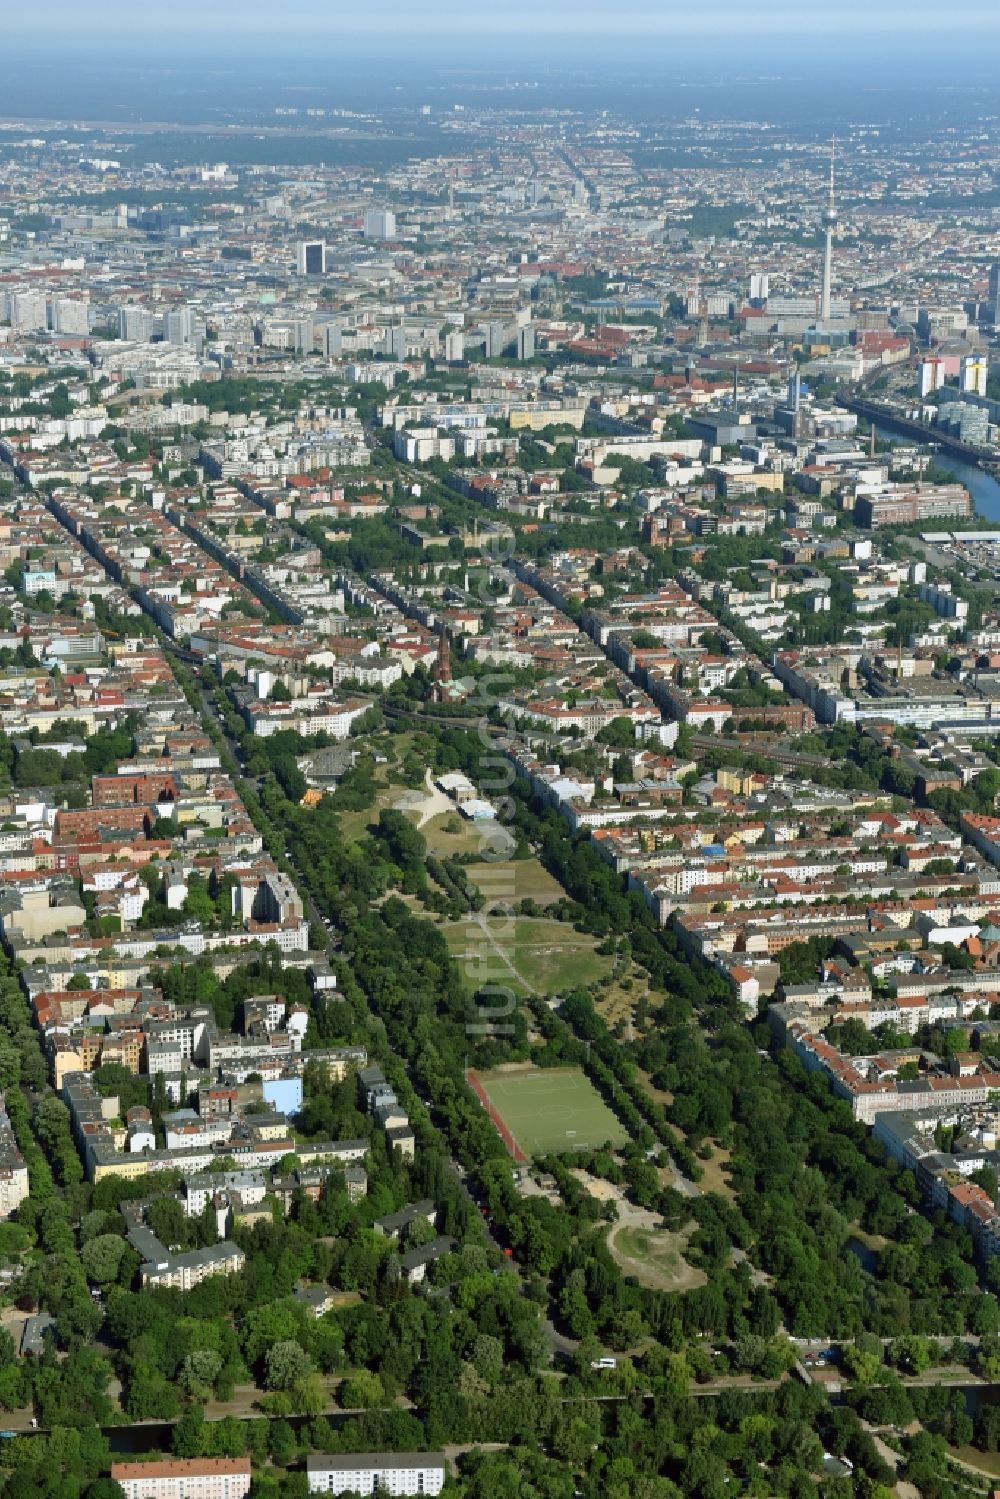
[
  {"left": 419, "top": 811, "right": 494, "bottom": 858},
  {"left": 441, "top": 915, "right": 612, "bottom": 997}
]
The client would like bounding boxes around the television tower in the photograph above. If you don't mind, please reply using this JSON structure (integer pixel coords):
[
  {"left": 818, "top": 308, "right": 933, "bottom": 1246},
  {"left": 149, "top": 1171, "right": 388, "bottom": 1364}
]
[{"left": 820, "top": 136, "right": 838, "bottom": 325}]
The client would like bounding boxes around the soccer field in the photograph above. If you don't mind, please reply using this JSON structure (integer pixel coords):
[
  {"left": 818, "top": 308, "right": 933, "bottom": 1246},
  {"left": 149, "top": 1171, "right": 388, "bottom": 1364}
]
[{"left": 471, "top": 1066, "right": 630, "bottom": 1158}]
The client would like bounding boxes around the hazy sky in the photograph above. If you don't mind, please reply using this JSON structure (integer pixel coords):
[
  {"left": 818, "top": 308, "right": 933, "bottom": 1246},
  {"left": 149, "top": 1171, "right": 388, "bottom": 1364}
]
[{"left": 8, "top": 0, "right": 1000, "bottom": 43}]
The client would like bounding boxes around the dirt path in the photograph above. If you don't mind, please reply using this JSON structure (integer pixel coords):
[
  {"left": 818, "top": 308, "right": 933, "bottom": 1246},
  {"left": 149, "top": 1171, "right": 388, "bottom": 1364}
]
[
  {"left": 581, "top": 1181, "right": 707, "bottom": 1294},
  {"left": 607, "top": 1215, "right": 707, "bottom": 1294},
  {"left": 395, "top": 770, "right": 454, "bottom": 827},
  {"left": 864, "top": 1429, "right": 919, "bottom": 1499},
  {"left": 465, "top": 910, "right": 539, "bottom": 997}
]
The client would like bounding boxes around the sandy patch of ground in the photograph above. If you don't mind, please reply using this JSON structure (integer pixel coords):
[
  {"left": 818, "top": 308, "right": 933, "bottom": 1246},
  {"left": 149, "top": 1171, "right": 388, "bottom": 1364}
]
[
  {"left": 394, "top": 770, "right": 454, "bottom": 827},
  {"left": 607, "top": 1212, "right": 708, "bottom": 1294},
  {"left": 567, "top": 1175, "right": 708, "bottom": 1294},
  {"left": 569, "top": 1169, "right": 619, "bottom": 1202}
]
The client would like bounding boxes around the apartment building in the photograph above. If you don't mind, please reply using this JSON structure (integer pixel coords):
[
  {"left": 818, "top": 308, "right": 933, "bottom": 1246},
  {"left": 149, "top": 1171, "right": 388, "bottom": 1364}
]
[
  {"left": 0, "top": 1096, "right": 29, "bottom": 1219},
  {"left": 110, "top": 1458, "right": 252, "bottom": 1499},
  {"left": 139, "top": 1239, "right": 245, "bottom": 1292},
  {"left": 306, "top": 1453, "right": 446, "bottom": 1496}
]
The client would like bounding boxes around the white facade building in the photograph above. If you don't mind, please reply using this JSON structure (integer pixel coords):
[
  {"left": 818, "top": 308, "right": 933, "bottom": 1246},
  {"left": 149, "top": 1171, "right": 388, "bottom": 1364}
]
[
  {"left": 306, "top": 1453, "right": 446, "bottom": 1496},
  {"left": 364, "top": 209, "right": 396, "bottom": 241}
]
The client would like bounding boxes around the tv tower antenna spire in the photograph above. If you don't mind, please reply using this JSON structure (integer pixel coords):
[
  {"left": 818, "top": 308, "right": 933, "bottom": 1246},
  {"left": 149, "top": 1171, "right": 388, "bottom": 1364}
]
[{"left": 820, "top": 135, "right": 838, "bottom": 325}]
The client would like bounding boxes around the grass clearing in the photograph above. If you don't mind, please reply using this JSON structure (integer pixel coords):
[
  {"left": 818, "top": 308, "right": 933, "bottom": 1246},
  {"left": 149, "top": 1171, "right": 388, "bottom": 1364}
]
[
  {"left": 330, "top": 735, "right": 415, "bottom": 843},
  {"left": 330, "top": 745, "right": 493, "bottom": 853},
  {"left": 512, "top": 921, "right": 612, "bottom": 993},
  {"left": 948, "top": 1446, "right": 1000, "bottom": 1479},
  {"left": 606, "top": 1220, "right": 707, "bottom": 1293},
  {"left": 441, "top": 916, "right": 532, "bottom": 998},
  {"left": 418, "top": 810, "right": 496, "bottom": 857},
  {"left": 335, "top": 799, "right": 386, "bottom": 845},
  {"left": 464, "top": 856, "right": 565, "bottom": 907},
  {"left": 471, "top": 1065, "right": 629, "bottom": 1157},
  {"left": 441, "top": 915, "right": 612, "bottom": 997},
  {"left": 337, "top": 804, "right": 492, "bottom": 855},
  {"left": 594, "top": 975, "right": 649, "bottom": 1032},
  {"left": 694, "top": 1143, "right": 735, "bottom": 1201},
  {"left": 637, "top": 1070, "right": 673, "bottom": 1108}
]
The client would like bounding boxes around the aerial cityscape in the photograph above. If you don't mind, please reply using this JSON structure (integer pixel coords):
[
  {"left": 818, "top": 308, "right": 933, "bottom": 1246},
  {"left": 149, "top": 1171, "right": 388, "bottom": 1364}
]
[{"left": 3, "top": 7, "right": 1000, "bottom": 1497}]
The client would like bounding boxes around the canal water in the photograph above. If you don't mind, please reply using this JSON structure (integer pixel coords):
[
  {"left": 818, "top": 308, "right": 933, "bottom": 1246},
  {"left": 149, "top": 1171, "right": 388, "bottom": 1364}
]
[
  {"left": 845, "top": 1235, "right": 877, "bottom": 1274},
  {"left": 106, "top": 1410, "right": 354, "bottom": 1454},
  {"left": 873, "top": 425, "right": 1000, "bottom": 523}
]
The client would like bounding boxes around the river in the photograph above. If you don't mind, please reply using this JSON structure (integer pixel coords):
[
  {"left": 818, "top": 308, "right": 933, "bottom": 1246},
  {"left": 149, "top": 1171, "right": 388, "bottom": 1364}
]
[
  {"left": 873, "top": 425, "right": 1000, "bottom": 523},
  {"left": 105, "top": 1409, "right": 359, "bottom": 1454}
]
